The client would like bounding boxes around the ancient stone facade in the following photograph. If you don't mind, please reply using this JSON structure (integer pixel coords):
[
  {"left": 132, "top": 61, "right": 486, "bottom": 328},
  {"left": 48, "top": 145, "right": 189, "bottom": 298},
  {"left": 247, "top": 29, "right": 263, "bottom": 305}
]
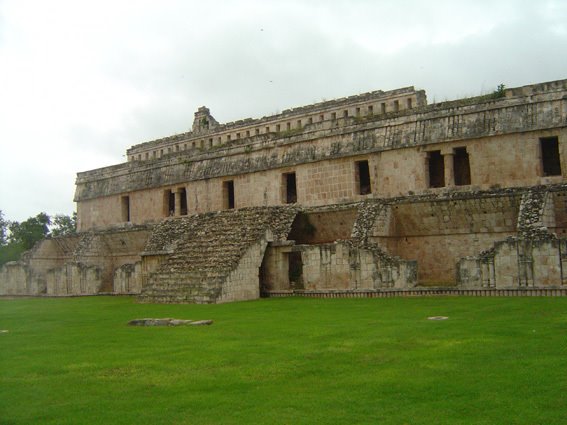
[{"left": 2, "top": 79, "right": 567, "bottom": 302}]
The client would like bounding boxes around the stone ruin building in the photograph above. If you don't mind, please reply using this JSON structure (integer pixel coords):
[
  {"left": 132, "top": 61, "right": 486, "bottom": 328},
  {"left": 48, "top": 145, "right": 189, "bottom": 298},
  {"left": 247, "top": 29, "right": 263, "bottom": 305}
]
[{"left": 2, "top": 78, "right": 567, "bottom": 302}]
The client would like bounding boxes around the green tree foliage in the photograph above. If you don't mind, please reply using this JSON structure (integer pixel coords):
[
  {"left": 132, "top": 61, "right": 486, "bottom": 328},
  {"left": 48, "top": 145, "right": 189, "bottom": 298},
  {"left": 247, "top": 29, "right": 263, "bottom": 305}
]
[
  {"left": 0, "top": 211, "right": 76, "bottom": 267},
  {"left": 8, "top": 212, "right": 51, "bottom": 250},
  {"left": 51, "top": 212, "right": 77, "bottom": 237}
]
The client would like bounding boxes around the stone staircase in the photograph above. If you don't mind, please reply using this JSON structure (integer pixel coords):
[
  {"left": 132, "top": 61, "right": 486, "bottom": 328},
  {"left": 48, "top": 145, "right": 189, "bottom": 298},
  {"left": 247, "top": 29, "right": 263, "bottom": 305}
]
[{"left": 139, "top": 206, "right": 297, "bottom": 303}]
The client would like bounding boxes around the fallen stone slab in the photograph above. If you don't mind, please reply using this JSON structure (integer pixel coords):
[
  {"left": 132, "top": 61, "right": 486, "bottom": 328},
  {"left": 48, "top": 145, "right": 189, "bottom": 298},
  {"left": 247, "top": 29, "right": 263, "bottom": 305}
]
[
  {"left": 127, "top": 318, "right": 213, "bottom": 326},
  {"left": 189, "top": 320, "right": 213, "bottom": 326}
]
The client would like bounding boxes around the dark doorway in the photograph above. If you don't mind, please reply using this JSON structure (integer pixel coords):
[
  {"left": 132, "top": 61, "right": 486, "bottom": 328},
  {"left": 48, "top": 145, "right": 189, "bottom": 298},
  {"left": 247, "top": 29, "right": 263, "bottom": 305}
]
[
  {"left": 541, "top": 136, "right": 561, "bottom": 176},
  {"left": 284, "top": 172, "right": 297, "bottom": 204},
  {"left": 164, "top": 190, "right": 175, "bottom": 216},
  {"left": 356, "top": 160, "right": 372, "bottom": 195},
  {"left": 428, "top": 151, "right": 445, "bottom": 188},
  {"left": 288, "top": 251, "right": 304, "bottom": 289},
  {"left": 121, "top": 196, "right": 130, "bottom": 222},
  {"left": 224, "top": 180, "right": 235, "bottom": 209},
  {"left": 179, "top": 188, "right": 188, "bottom": 215},
  {"left": 453, "top": 147, "right": 471, "bottom": 186}
]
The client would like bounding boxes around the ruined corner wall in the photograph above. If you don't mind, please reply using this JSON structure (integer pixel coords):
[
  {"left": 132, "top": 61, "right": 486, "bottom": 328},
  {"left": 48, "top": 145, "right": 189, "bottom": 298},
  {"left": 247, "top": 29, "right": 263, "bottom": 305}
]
[
  {"left": 0, "top": 226, "right": 152, "bottom": 297},
  {"left": 457, "top": 237, "right": 567, "bottom": 289},
  {"left": 456, "top": 188, "right": 567, "bottom": 289}
]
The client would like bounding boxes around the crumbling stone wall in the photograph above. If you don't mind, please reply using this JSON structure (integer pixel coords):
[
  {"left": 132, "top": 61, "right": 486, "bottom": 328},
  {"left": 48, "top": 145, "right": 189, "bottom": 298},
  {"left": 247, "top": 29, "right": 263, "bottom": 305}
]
[
  {"left": 0, "top": 225, "right": 151, "bottom": 297},
  {"left": 457, "top": 187, "right": 567, "bottom": 288},
  {"left": 46, "top": 263, "right": 102, "bottom": 295},
  {"left": 113, "top": 262, "right": 143, "bottom": 294},
  {"left": 295, "top": 241, "right": 417, "bottom": 291},
  {"left": 0, "top": 262, "right": 44, "bottom": 295},
  {"left": 457, "top": 236, "right": 567, "bottom": 288}
]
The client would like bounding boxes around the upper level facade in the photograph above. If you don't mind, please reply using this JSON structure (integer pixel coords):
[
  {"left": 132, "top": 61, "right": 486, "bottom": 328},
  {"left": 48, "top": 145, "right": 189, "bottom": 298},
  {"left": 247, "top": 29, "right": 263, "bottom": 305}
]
[
  {"left": 75, "top": 79, "right": 567, "bottom": 231},
  {"left": 125, "top": 86, "right": 426, "bottom": 162}
]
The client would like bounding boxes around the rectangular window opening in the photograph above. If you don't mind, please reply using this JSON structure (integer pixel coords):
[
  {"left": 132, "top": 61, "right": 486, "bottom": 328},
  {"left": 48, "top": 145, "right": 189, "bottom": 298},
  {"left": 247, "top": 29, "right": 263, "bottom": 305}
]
[
  {"left": 121, "top": 196, "right": 130, "bottom": 222},
  {"left": 179, "top": 187, "right": 188, "bottom": 215},
  {"left": 163, "top": 189, "right": 175, "bottom": 216},
  {"left": 453, "top": 147, "right": 471, "bottom": 186},
  {"left": 286, "top": 122, "right": 291, "bottom": 130},
  {"left": 368, "top": 105, "right": 374, "bottom": 115},
  {"left": 355, "top": 160, "right": 372, "bottom": 195},
  {"left": 428, "top": 150, "right": 445, "bottom": 188},
  {"left": 381, "top": 103, "right": 386, "bottom": 114},
  {"left": 407, "top": 98, "right": 413, "bottom": 109},
  {"left": 223, "top": 181, "right": 235, "bottom": 209},
  {"left": 541, "top": 136, "right": 561, "bottom": 176},
  {"left": 393, "top": 100, "right": 400, "bottom": 112},
  {"left": 283, "top": 172, "right": 297, "bottom": 204}
]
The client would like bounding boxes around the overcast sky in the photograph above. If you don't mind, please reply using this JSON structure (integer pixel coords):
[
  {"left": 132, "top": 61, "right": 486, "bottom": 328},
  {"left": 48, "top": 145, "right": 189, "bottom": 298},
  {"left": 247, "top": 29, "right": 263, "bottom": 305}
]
[{"left": 0, "top": 0, "right": 566, "bottom": 222}]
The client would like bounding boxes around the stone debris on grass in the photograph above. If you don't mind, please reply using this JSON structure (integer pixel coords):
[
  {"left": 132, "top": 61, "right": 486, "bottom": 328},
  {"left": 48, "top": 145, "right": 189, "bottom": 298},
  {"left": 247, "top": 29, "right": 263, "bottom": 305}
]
[
  {"left": 427, "top": 316, "right": 449, "bottom": 320},
  {"left": 0, "top": 330, "right": 8, "bottom": 333},
  {"left": 127, "top": 318, "right": 213, "bottom": 326}
]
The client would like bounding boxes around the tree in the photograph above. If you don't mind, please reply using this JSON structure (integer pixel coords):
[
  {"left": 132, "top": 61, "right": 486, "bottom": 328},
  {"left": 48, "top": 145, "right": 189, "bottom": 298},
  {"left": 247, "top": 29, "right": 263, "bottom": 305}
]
[
  {"left": 8, "top": 212, "right": 51, "bottom": 250},
  {"left": 0, "top": 210, "right": 7, "bottom": 246},
  {"left": 51, "top": 212, "right": 77, "bottom": 237}
]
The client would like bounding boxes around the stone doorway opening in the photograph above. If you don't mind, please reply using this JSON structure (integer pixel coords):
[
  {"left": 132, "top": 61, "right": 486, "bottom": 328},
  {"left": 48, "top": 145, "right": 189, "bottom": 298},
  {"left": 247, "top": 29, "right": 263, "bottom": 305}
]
[{"left": 288, "top": 251, "right": 304, "bottom": 290}]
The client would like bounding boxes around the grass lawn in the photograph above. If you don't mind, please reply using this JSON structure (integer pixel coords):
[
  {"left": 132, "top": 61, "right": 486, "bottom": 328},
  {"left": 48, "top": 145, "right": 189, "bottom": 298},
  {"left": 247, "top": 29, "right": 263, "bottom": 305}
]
[{"left": 0, "top": 295, "right": 566, "bottom": 425}]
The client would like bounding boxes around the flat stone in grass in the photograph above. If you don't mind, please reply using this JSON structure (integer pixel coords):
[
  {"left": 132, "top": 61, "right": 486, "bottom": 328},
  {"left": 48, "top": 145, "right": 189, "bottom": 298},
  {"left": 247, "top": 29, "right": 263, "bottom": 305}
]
[
  {"left": 190, "top": 320, "right": 213, "bottom": 326},
  {"left": 127, "top": 318, "right": 212, "bottom": 326},
  {"left": 427, "top": 316, "right": 449, "bottom": 320}
]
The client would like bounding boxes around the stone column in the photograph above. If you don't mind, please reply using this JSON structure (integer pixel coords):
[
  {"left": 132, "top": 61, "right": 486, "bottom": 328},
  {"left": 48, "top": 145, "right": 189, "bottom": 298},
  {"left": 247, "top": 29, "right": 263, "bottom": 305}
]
[
  {"left": 174, "top": 189, "right": 182, "bottom": 217},
  {"left": 443, "top": 152, "right": 455, "bottom": 187},
  {"left": 421, "top": 152, "right": 430, "bottom": 188}
]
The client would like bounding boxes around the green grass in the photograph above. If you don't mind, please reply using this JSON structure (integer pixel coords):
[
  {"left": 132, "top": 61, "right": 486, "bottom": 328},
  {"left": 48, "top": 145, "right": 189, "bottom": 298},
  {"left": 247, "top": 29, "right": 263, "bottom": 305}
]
[{"left": 1, "top": 296, "right": 566, "bottom": 424}]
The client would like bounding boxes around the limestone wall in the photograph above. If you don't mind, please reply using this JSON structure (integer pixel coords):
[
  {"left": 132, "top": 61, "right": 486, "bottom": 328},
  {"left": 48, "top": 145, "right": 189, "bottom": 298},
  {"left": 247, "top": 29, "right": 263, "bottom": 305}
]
[
  {"left": 76, "top": 126, "right": 567, "bottom": 231},
  {"left": 0, "top": 262, "right": 44, "bottom": 295},
  {"left": 218, "top": 238, "right": 270, "bottom": 303},
  {"left": 457, "top": 237, "right": 567, "bottom": 288},
  {"left": 0, "top": 226, "right": 151, "bottom": 297},
  {"left": 46, "top": 263, "right": 102, "bottom": 295},
  {"left": 76, "top": 80, "right": 567, "bottom": 214},
  {"left": 275, "top": 241, "right": 417, "bottom": 291},
  {"left": 113, "top": 262, "right": 142, "bottom": 294}
]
